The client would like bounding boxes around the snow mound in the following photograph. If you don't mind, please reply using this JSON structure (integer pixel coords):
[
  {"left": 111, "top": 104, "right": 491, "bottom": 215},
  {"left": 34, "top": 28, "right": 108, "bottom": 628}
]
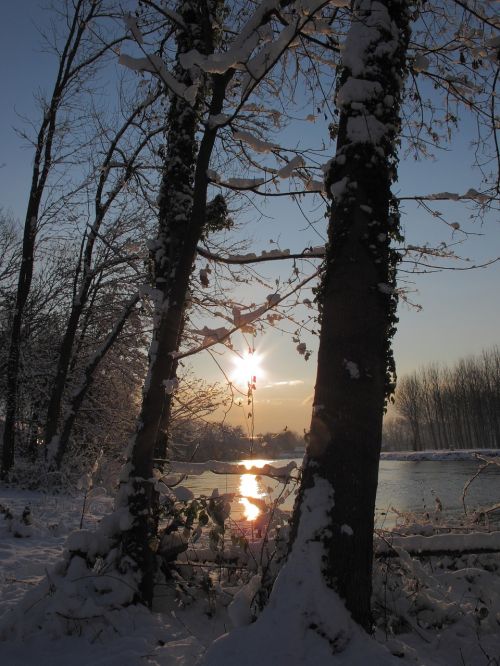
[{"left": 199, "top": 477, "right": 399, "bottom": 666}]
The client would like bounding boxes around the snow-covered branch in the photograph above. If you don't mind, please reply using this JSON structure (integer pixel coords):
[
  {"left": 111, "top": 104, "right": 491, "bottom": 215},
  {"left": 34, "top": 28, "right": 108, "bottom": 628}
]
[
  {"left": 176, "top": 268, "right": 320, "bottom": 359},
  {"left": 169, "top": 459, "right": 297, "bottom": 480},
  {"left": 197, "top": 245, "right": 325, "bottom": 264}
]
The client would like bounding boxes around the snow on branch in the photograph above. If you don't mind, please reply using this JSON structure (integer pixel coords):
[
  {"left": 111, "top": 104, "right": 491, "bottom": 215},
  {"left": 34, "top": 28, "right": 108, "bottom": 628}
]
[
  {"left": 221, "top": 177, "right": 266, "bottom": 190},
  {"left": 187, "top": 326, "right": 230, "bottom": 348},
  {"left": 169, "top": 459, "right": 297, "bottom": 480},
  {"left": 176, "top": 268, "right": 320, "bottom": 360},
  {"left": 375, "top": 531, "right": 500, "bottom": 557},
  {"left": 233, "top": 129, "right": 278, "bottom": 154},
  {"left": 178, "top": 0, "right": 282, "bottom": 75},
  {"left": 197, "top": 245, "right": 325, "bottom": 264},
  {"left": 118, "top": 54, "right": 199, "bottom": 104},
  {"left": 277, "top": 155, "right": 305, "bottom": 178},
  {"left": 123, "top": 15, "right": 144, "bottom": 44},
  {"left": 181, "top": 0, "right": 343, "bottom": 125},
  {"left": 400, "top": 188, "right": 491, "bottom": 203}
]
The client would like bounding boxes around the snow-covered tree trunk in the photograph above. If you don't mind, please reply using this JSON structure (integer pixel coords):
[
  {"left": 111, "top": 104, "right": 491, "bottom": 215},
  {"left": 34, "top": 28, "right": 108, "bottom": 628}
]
[
  {"left": 290, "top": 0, "right": 411, "bottom": 631},
  {"left": 118, "top": 0, "right": 224, "bottom": 606},
  {"left": 202, "top": 4, "right": 413, "bottom": 663}
]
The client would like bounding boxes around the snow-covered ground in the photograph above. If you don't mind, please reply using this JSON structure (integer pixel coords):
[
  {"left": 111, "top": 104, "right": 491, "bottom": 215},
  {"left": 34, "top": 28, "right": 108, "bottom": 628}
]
[
  {"left": 1, "top": 481, "right": 499, "bottom": 665},
  {"left": 381, "top": 449, "right": 500, "bottom": 461}
]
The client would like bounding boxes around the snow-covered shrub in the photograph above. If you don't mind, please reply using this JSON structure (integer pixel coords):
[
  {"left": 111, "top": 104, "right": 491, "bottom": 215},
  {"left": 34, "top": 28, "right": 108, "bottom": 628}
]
[
  {"left": 0, "top": 503, "right": 33, "bottom": 538},
  {"left": 373, "top": 545, "right": 500, "bottom": 660},
  {"left": 152, "top": 468, "right": 297, "bottom": 625}
]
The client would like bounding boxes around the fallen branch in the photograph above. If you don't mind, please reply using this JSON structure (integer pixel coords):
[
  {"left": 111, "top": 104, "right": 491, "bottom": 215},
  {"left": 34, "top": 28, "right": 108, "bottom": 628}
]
[{"left": 375, "top": 530, "right": 500, "bottom": 558}]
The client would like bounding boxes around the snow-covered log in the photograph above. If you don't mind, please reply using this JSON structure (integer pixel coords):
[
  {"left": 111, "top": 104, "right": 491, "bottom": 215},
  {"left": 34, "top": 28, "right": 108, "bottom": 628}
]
[
  {"left": 376, "top": 531, "right": 500, "bottom": 557},
  {"left": 170, "top": 459, "right": 297, "bottom": 479}
]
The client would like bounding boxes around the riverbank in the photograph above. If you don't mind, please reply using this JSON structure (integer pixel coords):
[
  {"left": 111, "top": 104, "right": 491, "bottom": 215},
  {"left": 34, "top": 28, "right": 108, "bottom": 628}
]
[
  {"left": 1, "top": 482, "right": 500, "bottom": 664},
  {"left": 269, "top": 448, "right": 500, "bottom": 463},
  {"left": 381, "top": 448, "right": 500, "bottom": 461}
]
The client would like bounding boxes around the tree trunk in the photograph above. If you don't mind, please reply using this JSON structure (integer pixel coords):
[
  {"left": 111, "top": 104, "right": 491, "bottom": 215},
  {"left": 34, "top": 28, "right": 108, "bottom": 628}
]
[
  {"left": 53, "top": 294, "right": 140, "bottom": 468},
  {"left": 290, "top": 0, "right": 411, "bottom": 632},
  {"left": 119, "top": 0, "right": 226, "bottom": 606},
  {"left": 44, "top": 305, "right": 83, "bottom": 456},
  {"left": 1, "top": 204, "right": 38, "bottom": 475},
  {"left": 1, "top": 0, "right": 106, "bottom": 477}
]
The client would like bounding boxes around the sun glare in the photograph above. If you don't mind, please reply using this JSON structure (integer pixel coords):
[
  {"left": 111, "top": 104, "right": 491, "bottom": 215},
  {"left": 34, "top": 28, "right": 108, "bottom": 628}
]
[
  {"left": 242, "top": 459, "right": 268, "bottom": 471},
  {"left": 231, "top": 351, "right": 264, "bottom": 387}
]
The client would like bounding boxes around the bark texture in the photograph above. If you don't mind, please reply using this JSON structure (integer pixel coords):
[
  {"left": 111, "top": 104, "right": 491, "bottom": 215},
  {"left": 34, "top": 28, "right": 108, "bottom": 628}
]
[
  {"left": 291, "top": 0, "right": 411, "bottom": 632},
  {"left": 120, "top": 0, "right": 226, "bottom": 606}
]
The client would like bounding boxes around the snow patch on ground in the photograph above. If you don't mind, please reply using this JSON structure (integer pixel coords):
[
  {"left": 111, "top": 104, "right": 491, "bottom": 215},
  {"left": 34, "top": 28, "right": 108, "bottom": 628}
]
[
  {"left": 200, "top": 477, "right": 399, "bottom": 665},
  {"left": 1, "top": 475, "right": 500, "bottom": 665}
]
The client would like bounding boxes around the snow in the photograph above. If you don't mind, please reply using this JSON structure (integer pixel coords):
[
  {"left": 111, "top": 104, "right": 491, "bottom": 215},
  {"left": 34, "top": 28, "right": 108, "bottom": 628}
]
[
  {"left": 426, "top": 191, "right": 461, "bottom": 201},
  {"left": 207, "top": 114, "right": 230, "bottom": 129},
  {"left": 233, "top": 129, "right": 277, "bottom": 154},
  {"left": 462, "top": 187, "right": 489, "bottom": 203},
  {"left": 413, "top": 54, "right": 430, "bottom": 72},
  {"left": 336, "top": 77, "right": 383, "bottom": 106},
  {"left": 277, "top": 155, "right": 304, "bottom": 179},
  {"left": 169, "top": 460, "right": 297, "bottom": 480},
  {"left": 223, "top": 177, "right": 265, "bottom": 190},
  {"left": 305, "top": 178, "right": 325, "bottom": 192},
  {"left": 118, "top": 54, "right": 199, "bottom": 105},
  {"left": 1, "top": 475, "right": 500, "bottom": 665},
  {"left": 418, "top": 188, "right": 489, "bottom": 203},
  {"left": 228, "top": 574, "right": 262, "bottom": 627},
  {"left": 189, "top": 326, "right": 230, "bottom": 346},
  {"left": 163, "top": 378, "right": 179, "bottom": 395},
  {"left": 329, "top": 176, "right": 349, "bottom": 199},
  {"left": 124, "top": 15, "right": 144, "bottom": 45},
  {"left": 376, "top": 531, "right": 500, "bottom": 556},
  {"left": 232, "top": 304, "right": 267, "bottom": 330},
  {"left": 200, "top": 477, "right": 400, "bottom": 666},
  {"left": 346, "top": 114, "right": 389, "bottom": 144},
  {"left": 380, "top": 449, "right": 500, "bottom": 462},
  {"left": 304, "top": 245, "right": 325, "bottom": 256},
  {"left": 344, "top": 359, "right": 360, "bottom": 379},
  {"left": 342, "top": 1, "right": 397, "bottom": 77},
  {"left": 178, "top": 0, "right": 280, "bottom": 75}
]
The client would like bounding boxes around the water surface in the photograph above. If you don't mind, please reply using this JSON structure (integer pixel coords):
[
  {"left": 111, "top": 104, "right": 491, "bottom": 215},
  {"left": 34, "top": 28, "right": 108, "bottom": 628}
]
[{"left": 183, "top": 458, "right": 500, "bottom": 528}]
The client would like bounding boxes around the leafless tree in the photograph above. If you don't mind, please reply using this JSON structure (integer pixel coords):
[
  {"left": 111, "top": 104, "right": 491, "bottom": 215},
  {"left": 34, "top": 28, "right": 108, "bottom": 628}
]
[{"left": 1, "top": 0, "right": 125, "bottom": 476}]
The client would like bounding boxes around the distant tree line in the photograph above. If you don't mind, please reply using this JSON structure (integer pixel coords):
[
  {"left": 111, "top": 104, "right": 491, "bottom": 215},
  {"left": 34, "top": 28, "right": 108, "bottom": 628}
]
[
  {"left": 0, "top": 207, "right": 148, "bottom": 484},
  {"left": 383, "top": 347, "right": 500, "bottom": 451},
  {"left": 170, "top": 421, "right": 305, "bottom": 462}
]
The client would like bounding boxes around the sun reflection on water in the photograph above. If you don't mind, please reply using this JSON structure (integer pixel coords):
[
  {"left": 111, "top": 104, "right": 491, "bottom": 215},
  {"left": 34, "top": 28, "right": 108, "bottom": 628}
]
[{"left": 239, "top": 460, "right": 268, "bottom": 520}]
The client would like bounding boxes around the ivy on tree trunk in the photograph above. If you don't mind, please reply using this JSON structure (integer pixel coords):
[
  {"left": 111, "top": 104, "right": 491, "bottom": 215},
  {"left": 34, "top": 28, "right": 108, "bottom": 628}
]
[{"left": 290, "top": 0, "right": 411, "bottom": 632}]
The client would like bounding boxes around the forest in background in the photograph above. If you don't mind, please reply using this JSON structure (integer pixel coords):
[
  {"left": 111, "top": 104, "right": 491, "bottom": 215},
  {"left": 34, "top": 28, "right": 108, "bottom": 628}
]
[{"left": 384, "top": 346, "right": 500, "bottom": 451}]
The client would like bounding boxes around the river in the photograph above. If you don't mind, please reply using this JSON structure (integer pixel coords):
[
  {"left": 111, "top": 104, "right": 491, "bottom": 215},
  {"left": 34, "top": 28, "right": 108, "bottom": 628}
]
[{"left": 184, "top": 458, "right": 500, "bottom": 528}]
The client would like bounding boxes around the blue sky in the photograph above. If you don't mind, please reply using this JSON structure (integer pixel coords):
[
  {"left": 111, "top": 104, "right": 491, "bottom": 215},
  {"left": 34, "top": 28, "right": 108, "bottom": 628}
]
[{"left": 1, "top": 2, "right": 499, "bottom": 434}]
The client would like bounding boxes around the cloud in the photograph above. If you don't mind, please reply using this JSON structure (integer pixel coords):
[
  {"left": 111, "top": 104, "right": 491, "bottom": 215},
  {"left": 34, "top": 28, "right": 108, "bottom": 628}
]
[
  {"left": 300, "top": 393, "right": 314, "bottom": 406},
  {"left": 262, "top": 380, "right": 304, "bottom": 389}
]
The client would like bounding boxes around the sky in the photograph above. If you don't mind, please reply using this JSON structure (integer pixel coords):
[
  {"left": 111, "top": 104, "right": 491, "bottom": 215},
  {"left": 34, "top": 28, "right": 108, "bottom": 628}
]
[{"left": 1, "top": 1, "right": 499, "bottom": 436}]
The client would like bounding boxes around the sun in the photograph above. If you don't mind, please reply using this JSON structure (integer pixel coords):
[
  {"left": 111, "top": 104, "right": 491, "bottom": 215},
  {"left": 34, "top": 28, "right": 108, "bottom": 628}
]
[{"left": 231, "top": 351, "right": 264, "bottom": 387}]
